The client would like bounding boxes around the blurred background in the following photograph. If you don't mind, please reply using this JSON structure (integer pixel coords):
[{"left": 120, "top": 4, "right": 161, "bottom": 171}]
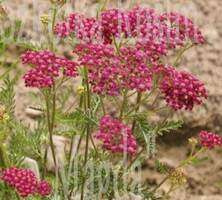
[{"left": 0, "top": 1, "right": 222, "bottom": 199}]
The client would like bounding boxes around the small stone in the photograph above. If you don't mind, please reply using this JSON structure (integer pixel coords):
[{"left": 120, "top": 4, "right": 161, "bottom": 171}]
[
  {"left": 25, "top": 107, "right": 43, "bottom": 119},
  {"left": 22, "top": 157, "right": 40, "bottom": 180}
]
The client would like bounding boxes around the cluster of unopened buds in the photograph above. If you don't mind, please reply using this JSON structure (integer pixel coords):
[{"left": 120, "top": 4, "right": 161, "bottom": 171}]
[{"left": 0, "top": 167, "right": 52, "bottom": 198}]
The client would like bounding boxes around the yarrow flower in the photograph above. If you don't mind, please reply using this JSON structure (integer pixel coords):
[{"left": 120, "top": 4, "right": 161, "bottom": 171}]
[
  {"left": 199, "top": 131, "right": 222, "bottom": 149},
  {"left": 160, "top": 12, "right": 205, "bottom": 44},
  {"left": 74, "top": 43, "right": 122, "bottom": 95},
  {"left": 21, "top": 50, "right": 78, "bottom": 88},
  {"left": 155, "top": 65, "right": 207, "bottom": 110},
  {"left": 54, "top": 13, "right": 101, "bottom": 43},
  {"left": 53, "top": 6, "right": 206, "bottom": 98},
  {"left": 74, "top": 43, "right": 152, "bottom": 95},
  {"left": 95, "top": 115, "right": 137, "bottom": 155},
  {"left": 0, "top": 167, "right": 52, "bottom": 198},
  {"left": 54, "top": 7, "right": 205, "bottom": 97},
  {"left": 55, "top": 7, "right": 205, "bottom": 47},
  {"left": 37, "top": 180, "right": 52, "bottom": 197}
]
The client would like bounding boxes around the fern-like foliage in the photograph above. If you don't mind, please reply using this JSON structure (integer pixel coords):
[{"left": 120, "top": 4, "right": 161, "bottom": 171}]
[
  {"left": 135, "top": 115, "right": 183, "bottom": 156},
  {"left": 0, "top": 76, "right": 15, "bottom": 116}
]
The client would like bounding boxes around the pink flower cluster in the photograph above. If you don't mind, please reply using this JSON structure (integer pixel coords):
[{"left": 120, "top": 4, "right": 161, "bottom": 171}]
[
  {"left": 55, "top": 13, "right": 101, "bottom": 43},
  {"left": 21, "top": 50, "right": 78, "bottom": 88},
  {"left": 160, "top": 12, "right": 205, "bottom": 44},
  {"left": 55, "top": 7, "right": 204, "bottom": 47},
  {"left": 95, "top": 115, "right": 137, "bottom": 155},
  {"left": 74, "top": 43, "right": 120, "bottom": 95},
  {"left": 155, "top": 66, "right": 207, "bottom": 110},
  {"left": 120, "top": 47, "right": 152, "bottom": 91},
  {"left": 0, "top": 167, "right": 52, "bottom": 198},
  {"left": 199, "top": 131, "right": 222, "bottom": 149},
  {"left": 23, "top": 7, "right": 207, "bottom": 112},
  {"left": 37, "top": 180, "right": 52, "bottom": 197},
  {"left": 74, "top": 43, "right": 152, "bottom": 95}
]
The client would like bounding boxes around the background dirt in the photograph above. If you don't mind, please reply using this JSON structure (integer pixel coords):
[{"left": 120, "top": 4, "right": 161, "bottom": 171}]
[{"left": 1, "top": 0, "right": 222, "bottom": 199}]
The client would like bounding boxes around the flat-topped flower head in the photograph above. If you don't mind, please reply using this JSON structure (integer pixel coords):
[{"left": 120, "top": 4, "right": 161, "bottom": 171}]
[
  {"left": 74, "top": 44, "right": 152, "bottom": 95},
  {"left": 55, "top": 7, "right": 205, "bottom": 48},
  {"left": 1, "top": 167, "right": 38, "bottom": 198},
  {"left": 95, "top": 115, "right": 137, "bottom": 155},
  {"left": 21, "top": 50, "right": 78, "bottom": 88},
  {"left": 54, "top": 13, "right": 101, "bottom": 43},
  {"left": 156, "top": 65, "right": 207, "bottom": 110},
  {"left": 160, "top": 12, "right": 205, "bottom": 44},
  {"left": 199, "top": 131, "right": 222, "bottom": 149},
  {"left": 74, "top": 43, "right": 122, "bottom": 95},
  {"left": 37, "top": 180, "right": 52, "bottom": 197},
  {"left": 0, "top": 167, "right": 52, "bottom": 198}
]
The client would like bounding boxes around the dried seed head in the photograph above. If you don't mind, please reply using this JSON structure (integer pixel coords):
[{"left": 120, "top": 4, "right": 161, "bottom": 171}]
[{"left": 169, "top": 168, "right": 187, "bottom": 186}]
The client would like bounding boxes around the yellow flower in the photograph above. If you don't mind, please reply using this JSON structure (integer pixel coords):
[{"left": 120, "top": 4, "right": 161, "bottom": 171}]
[
  {"left": 77, "top": 86, "right": 86, "bottom": 95},
  {"left": 2, "top": 114, "right": 9, "bottom": 122},
  {"left": 40, "top": 15, "right": 50, "bottom": 25},
  {"left": 188, "top": 137, "right": 198, "bottom": 146}
]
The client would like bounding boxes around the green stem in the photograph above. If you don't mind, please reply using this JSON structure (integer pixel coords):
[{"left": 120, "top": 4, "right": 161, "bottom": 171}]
[
  {"left": 68, "top": 134, "right": 75, "bottom": 167},
  {"left": 45, "top": 91, "right": 57, "bottom": 168},
  {"left": 0, "top": 145, "right": 7, "bottom": 168},
  {"left": 119, "top": 90, "right": 128, "bottom": 119},
  {"left": 113, "top": 36, "right": 120, "bottom": 55},
  {"left": 127, "top": 148, "right": 144, "bottom": 170},
  {"left": 80, "top": 67, "right": 91, "bottom": 200},
  {"left": 173, "top": 43, "right": 194, "bottom": 67},
  {"left": 67, "top": 94, "right": 84, "bottom": 172},
  {"left": 42, "top": 147, "right": 48, "bottom": 178},
  {"left": 131, "top": 92, "right": 142, "bottom": 132},
  {"left": 100, "top": 96, "right": 106, "bottom": 115},
  {"left": 51, "top": 6, "right": 57, "bottom": 32},
  {"left": 44, "top": 88, "right": 69, "bottom": 199}
]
